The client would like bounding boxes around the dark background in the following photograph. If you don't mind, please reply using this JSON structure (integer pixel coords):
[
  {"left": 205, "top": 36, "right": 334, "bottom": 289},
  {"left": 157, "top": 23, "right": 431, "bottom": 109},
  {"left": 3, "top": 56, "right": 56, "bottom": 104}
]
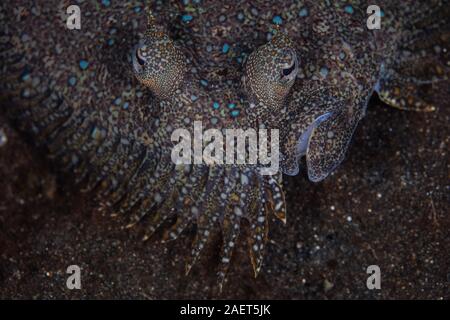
[{"left": 0, "top": 92, "right": 448, "bottom": 299}]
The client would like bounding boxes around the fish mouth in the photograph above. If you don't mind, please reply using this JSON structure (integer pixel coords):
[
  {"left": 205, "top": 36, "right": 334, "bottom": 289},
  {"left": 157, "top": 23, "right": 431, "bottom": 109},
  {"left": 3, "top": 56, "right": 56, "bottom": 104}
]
[
  {"left": 281, "top": 112, "right": 333, "bottom": 177},
  {"left": 296, "top": 112, "right": 333, "bottom": 157}
]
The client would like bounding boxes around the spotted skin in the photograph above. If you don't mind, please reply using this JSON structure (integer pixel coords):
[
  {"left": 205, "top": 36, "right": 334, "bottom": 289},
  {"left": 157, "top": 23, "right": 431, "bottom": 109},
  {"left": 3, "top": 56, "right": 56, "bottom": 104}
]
[{"left": 0, "top": 0, "right": 448, "bottom": 290}]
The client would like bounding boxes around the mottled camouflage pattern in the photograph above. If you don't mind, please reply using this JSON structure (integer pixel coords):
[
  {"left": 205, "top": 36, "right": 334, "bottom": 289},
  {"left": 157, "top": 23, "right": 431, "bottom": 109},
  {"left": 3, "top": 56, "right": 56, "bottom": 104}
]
[{"left": 0, "top": 0, "right": 448, "bottom": 290}]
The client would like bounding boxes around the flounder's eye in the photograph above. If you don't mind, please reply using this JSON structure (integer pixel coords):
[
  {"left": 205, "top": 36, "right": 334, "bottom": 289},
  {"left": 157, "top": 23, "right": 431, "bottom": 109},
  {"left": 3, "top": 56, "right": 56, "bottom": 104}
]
[
  {"left": 279, "top": 48, "right": 298, "bottom": 82},
  {"left": 282, "top": 63, "right": 296, "bottom": 76},
  {"left": 132, "top": 30, "right": 187, "bottom": 99},
  {"left": 244, "top": 32, "right": 299, "bottom": 106},
  {"left": 135, "top": 48, "right": 147, "bottom": 66}
]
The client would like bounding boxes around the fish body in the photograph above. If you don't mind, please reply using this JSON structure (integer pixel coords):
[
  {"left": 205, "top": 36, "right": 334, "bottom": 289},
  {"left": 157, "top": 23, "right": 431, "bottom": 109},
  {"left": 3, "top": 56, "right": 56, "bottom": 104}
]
[{"left": 0, "top": 0, "right": 448, "bottom": 289}]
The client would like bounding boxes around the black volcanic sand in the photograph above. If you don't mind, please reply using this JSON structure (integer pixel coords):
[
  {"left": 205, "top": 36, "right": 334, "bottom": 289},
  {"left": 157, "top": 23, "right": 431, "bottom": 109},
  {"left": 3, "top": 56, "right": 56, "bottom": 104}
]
[{"left": 0, "top": 94, "right": 448, "bottom": 299}]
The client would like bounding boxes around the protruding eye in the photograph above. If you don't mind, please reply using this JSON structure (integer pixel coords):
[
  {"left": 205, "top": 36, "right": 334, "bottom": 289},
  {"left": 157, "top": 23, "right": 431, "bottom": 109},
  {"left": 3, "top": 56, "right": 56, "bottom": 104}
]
[
  {"left": 135, "top": 48, "right": 147, "bottom": 66},
  {"left": 278, "top": 48, "right": 298, "bottom": 81},
  {"left": 282, "top": 63, "right": 297, "bottom": 76},
  {"left": 244, "top": 32, "right": 299, "bottom": 106},
  {"left": 131, "top": 32, "right": 187, "bottom": 99}
]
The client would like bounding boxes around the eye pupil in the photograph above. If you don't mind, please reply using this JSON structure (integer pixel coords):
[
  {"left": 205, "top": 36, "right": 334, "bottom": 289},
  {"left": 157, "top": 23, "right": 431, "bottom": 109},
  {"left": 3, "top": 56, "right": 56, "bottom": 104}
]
[
  {"left": 136, "top": 50, "right": 146, "bottom": 65},
  {"left": 282, "top": 63, "right": 296, "bottom": 76}
]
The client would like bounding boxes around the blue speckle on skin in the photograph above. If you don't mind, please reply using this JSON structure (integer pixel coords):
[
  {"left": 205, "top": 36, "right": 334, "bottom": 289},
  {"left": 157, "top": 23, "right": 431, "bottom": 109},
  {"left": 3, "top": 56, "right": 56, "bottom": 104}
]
[
  {"left": 79, "top": 60, "right": 89, "bottom": 70},
  {"left": 237, "top": 12, "right": 244, "bottom": 21},
  {"left": 213, "top": 102, "right": 220, "bottom": 109},
  {"left": 91, "top": 127, "right": 99, "bottom": 139},
  {"left": 21, "top": 88, "right": 31, "bottom": 98},
  {"left": 299, "top": 7, "right": 309, "bottom": 17},
  {"left": 123, "top": 102, "right": 129, "bottom": 110},
  {"left": 222, "top": 43, "right": 230, "bottom": 54},
  {"left": 320, "top": 66, "right": 329, "bottom": 77},
  {"left": 190, "top": 95, "right": 198, "bottom": 101},
  {"left": 272, "top": 15, "right": 282, "bottom": 25},
  {"left": 379, "top": 9, "right": 385, "bottom": 17},
  {"left": 107, "top": 39, "right": 114, "bottom": 46},
  {"left": 228, "top": 103, "right": 236, "bottom": 109},
  {"left": 200, "top": 79, "right": 208, "bottom": 87},
  {"left": 182, "top": 15, "right": 193, "bottom": 22},
  {"left": 373, "top": 80, "right": 381, "bottom": 92},
  {"left": 230, "top": 110, "right": 240, "bottom": 117},
  {"left": 68, "top": 76, "right": 77, "bottom": 86},
  {"left": 114, "top": 97, "right": 122, "bottom": 105},
  {"left": 134, "top": 6, "right": 142, "bottom": 13},
  {"left": 344, "top": 5, "right": 354, "bottom": 14},
  {"left": 20, "top": 70, "right": 30, "bottom": 81},
  {"left": 101, "top": 0, "right": 111, "bottom": 7}
]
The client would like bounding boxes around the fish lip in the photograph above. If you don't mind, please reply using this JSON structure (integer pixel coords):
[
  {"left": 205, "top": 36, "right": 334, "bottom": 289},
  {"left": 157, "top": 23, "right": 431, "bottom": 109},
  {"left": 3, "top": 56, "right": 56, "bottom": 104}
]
[
  {"left": 281, "top": 111, "right": 334, "bottom": 177},
  {"left": 297, "top": 111, "right": 333, "bottom": 157}
]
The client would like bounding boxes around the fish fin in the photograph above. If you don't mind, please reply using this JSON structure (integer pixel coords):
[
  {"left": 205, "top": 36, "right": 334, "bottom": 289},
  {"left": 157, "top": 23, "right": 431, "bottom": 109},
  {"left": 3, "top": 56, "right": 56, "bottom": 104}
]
[{"left": 377, "top": 4, "right": 449, "bottom": 112}]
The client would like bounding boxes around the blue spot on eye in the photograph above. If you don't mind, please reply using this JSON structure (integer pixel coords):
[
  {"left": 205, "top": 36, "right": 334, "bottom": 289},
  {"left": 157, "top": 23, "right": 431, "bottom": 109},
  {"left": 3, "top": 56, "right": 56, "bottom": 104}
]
[
  {"left": 272, "top": 15, "right": 282, "bottom": 25},
  {"left": 213, "top": 102, "right": 220, "bottom": 109},
  {"left": 190, "top": 95, "right": 198, "bottom": 101},
  {"left": 230, "top": 110, "right": 240, "bottom": 117},
  {"left": 299, "top": 7, "right": 309, "bottom": 17},
  {"left": 68, "top": 76, "right": 77, "bottom": 86},
  {"left": 344, "top": 5, "right": 354, "bottom": 14},
  {"left": 222, "top": 43, "right": 230, "bottom": 54},
  {"left": 101, "top": 0, "right": 111, "bottom": 7},
  {"left": 123, "top": 102, "right": 129, "bottom": 110},
  {"left": 200, "top": 79, "right": 208, "bottom": 87},
  {"left": 228, "top": 103, "right": 236, "bottom": 109},
  {"left": 79, "top": 60, "right": 89, "bottom": 70},
  {"left": 182, "top": 15, "right": 193, "bottom": 22},
  {"left": 107, "top": 39, "right": 114, "bottom": 46}
]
